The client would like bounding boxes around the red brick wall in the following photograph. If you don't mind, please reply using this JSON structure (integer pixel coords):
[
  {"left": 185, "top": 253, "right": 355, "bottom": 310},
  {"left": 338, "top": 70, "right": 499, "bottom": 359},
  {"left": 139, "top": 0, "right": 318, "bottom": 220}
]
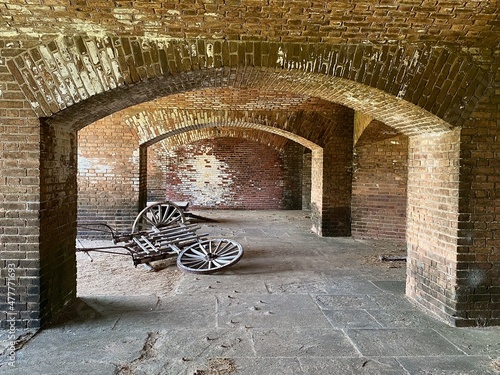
[
  {"left": 77, "top": 114, "right": 140, "bottom": 234},
  {"left": 352, "top": 124, "right": 408, "bottom": 240},
  {"left": 456, "top": 82, "right": 500, "bottom": 325},
  {"left": 148, "top": 137, "right": 299, "bottom": 210},
  {"left": 406, "top": 129, "right": 461, "bottom": 325},
  {"left": 0, "top": 74, "right": 42, "bottom": 328}
]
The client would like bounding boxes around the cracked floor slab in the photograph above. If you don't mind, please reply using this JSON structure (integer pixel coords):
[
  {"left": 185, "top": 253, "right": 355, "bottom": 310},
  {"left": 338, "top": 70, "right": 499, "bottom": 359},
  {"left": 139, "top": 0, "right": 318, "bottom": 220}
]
[{"left": 2, "top": 210, "right": 499, "bottom": 375}]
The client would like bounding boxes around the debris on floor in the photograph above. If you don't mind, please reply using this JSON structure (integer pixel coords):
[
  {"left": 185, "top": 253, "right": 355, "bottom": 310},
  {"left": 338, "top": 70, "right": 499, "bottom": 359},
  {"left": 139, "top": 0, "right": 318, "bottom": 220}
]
[
  {"left": 194, "top": 358, "right": 237, "bottom": 375},
  {"left": 379, "top": 255, "right": 407, "bottom": 262}
]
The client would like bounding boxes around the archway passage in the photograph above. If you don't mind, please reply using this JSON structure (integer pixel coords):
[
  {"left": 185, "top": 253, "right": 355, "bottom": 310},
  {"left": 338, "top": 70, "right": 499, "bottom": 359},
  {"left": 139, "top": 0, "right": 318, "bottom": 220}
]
[
  {"left": 77, "top": 88, "right": 353, "bottom": 238},
  {"left": 352, "top": 120, "right": 409, "bottom": 240},
  {"left": 71, "top": 79, "right": 466, "bottom": 329},
  {"left": 1, "top": 29, "right": 498, "bottom": 330}
]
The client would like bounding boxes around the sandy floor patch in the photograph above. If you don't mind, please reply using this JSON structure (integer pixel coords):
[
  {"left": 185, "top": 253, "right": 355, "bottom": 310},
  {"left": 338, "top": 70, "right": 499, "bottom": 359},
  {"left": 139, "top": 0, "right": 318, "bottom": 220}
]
[{"left": 77, "top": 239, "right": 181, "bottom": 297}]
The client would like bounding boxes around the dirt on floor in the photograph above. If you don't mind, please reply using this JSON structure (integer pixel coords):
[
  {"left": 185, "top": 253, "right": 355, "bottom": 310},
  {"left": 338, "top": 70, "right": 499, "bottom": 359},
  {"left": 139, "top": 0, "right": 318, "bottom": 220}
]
[
  {"left": 76, "top": 240, "right": 182, "bottom": 297},
  {"left": 357, "top": 238, "right": 407, "bottom": 269},
  {"left": 76, "top": 232, "right": 408, "bottom": 297}
]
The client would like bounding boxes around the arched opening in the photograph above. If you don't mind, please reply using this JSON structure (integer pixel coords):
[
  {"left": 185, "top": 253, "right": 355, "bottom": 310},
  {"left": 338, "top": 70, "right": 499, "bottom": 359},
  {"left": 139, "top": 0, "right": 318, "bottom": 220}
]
[{"left": 32, "top": 67, "right": 473, "bottom": 327}]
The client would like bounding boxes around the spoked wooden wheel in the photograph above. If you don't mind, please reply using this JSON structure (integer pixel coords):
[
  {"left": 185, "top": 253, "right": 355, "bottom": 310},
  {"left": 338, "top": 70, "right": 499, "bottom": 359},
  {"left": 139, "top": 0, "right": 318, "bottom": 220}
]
[
  {"left": 177, "top": 239, "right": 243, "bottom": 274},
  {"left": 132, "top": 201, "right": 185, "bottom": 232}
]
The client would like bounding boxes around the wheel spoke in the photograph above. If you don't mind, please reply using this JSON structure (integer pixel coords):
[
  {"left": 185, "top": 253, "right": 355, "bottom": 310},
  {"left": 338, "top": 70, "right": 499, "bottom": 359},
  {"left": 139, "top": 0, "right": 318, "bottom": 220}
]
[
  {"left": 215, "top": 255, "right": 238, "bottom": 262},
  {"left": 216, "top": 244, "right": 237, "bottom": 256},
  {"left": 197, "top": 243, "right": 209, "bottom": 255},
  {"left": 163, "top": 208, "right": 177, "bottom": 223},
  {"left": 189, "top": 247, "right": 207, "bottom": 257},
  {"left": 144, "top": 215, "right": 156, "bottom": 226},
  {"left": 182, "top": 253, "right": 205, "bottom": 260},
  {"left": 151, "top": 209, "right": 161, "bottom": 224},
  {"left": 132, "top": 202, "right": 186, "bottom": 232},
  {"left": 184, "top": 260, "right": 205, "bottom": 268},
  {"left": 212, "top": 258, "right": 231, "bottom": 266},
  {"left": 211, "top": 242, "right": 229, "bottom": 255}
]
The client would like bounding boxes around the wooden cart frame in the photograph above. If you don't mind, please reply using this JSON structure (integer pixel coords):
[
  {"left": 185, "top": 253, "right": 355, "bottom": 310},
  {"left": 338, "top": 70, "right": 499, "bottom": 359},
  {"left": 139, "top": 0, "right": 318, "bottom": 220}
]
[{"left": 77, "top": 202, "right": 243, "bottom": 274}]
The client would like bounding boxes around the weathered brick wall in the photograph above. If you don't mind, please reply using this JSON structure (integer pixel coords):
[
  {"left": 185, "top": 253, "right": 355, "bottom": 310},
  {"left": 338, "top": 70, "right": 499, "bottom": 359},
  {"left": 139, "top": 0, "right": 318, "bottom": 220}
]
[
  {"left": 406, "top": 129, "right": 461, "bottom": 326},
  {"left": 7, "top": 38, "right": 491, "bottom": 132},
  {"left": 0, "top": 53, "right": 41, "bottom": 328},
  {"left": 39, "top": 122, "right": 78, "bottom": 327},
  {"left": 149, "top": 137, "right": 298, "bottom": 210},
  {"left": 352, "top": 122, "right": 408, "bottom": 240},
  {"left": 0, "top": 0, "right": 498, "bottom": 328},
  {"left": 455, "top": 80, "right": 500, "bottom": 325},
  {"left": 77, "top": 113, "right": 140, "bottom": 235}
]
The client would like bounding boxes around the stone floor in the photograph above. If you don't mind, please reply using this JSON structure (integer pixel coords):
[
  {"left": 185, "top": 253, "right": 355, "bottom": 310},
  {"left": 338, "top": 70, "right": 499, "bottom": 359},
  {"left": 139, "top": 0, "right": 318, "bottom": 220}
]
[{"left": 1, "top": 210, "right": 500, "bottom": 374}]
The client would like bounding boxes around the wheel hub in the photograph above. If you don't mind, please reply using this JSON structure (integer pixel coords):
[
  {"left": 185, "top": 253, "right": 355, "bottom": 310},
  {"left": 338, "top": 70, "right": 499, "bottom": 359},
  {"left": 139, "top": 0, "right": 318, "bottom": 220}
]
[{"left": 205, "top": 253, "right": 217, "bottom": 260}]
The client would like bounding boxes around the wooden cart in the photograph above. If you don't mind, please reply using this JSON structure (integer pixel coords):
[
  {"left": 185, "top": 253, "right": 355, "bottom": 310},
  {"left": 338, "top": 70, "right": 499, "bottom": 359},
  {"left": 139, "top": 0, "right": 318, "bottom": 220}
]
[{"left": 77, "top": 202, "right": 243, "bottom": 274}]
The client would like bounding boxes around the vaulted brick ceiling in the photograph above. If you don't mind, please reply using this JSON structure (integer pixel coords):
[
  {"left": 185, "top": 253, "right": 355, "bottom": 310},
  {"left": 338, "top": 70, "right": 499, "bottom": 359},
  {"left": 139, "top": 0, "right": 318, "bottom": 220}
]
[
  {"left": 1, "top": 1, "right": 498, "bottom": 143},
  {"left": 1, "top": 1, "right": 498, "bottom": 49}
]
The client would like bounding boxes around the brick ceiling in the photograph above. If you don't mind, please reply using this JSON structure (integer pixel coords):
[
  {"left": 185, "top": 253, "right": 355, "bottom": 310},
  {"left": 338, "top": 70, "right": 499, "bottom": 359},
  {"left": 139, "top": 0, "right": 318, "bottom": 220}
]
[
  {"left": 2, "top": 1, "right": 498, "bottom": 142},
  {"left": 1, "top": 1, "right": 498, "bottom": 48}
]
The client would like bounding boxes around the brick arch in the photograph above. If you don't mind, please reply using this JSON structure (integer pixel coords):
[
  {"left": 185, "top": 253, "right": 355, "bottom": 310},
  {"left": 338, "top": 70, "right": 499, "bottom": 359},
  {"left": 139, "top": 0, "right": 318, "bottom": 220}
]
[
  {"left": 17, "top": 36, "right": 494, "bottom": 329},
  {"left": 137, "top": 122, "right": 322, "bottom": 214},
  {"left": 127, "top": 112, "right": 324, "bottom": 151},
  {"left": 356, "top": 119, "right": 403, "bottom": 146},
  {"left": 150, "top": 126, "right": 312, "bottom": 153},
  {"left": 41, "top": 67, "right": 450, "bottom": 136},
  {"left": 9, "top": 37, "right": 491, "bottom": 132}
]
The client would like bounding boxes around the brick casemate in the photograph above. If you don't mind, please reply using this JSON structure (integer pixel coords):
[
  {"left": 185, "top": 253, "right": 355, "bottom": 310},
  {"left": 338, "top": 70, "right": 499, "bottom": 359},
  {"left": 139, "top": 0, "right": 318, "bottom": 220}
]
[{"left": 0, "top": 1, "right": 498, "bottom": 328}]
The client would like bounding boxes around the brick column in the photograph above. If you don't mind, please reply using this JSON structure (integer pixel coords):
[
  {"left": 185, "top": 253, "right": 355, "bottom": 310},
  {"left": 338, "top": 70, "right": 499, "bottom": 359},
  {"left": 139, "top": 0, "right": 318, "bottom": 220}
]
[
  {"left": 302, "top": 150, "right": 312, "bottom": 210},
  {"left": 39, "top": 121, "right": 78, "bottom": 326},
  {"left": 139, "top": 145, "right": 148, "bottom": 209},
  {"left": 351, "top": 124, "right": 408, "bottom": 240},
  {"left": 0, "top": 72, "right": 42, "bottom": 328},
  {"left": 310, "top": 149, "right": 323, "bottom": 235},
  {"left": 281, "top": 142, "right": 304, "bottom": 210},
  {"left": 455, "top": 84, "right": 500, "bottom": 326},
  {"left": 310, "top": 121, "right": 354, "bottom": 237},
  {"left": 406, "top": 129, "right": 461, "bottom": 325}
]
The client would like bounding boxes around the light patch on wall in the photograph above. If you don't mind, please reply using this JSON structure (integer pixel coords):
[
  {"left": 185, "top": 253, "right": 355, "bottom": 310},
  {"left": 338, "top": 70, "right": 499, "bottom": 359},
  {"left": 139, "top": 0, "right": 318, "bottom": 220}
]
[
  {"left": 178, "top": 153, "right": 233, "bottom": 206},
  {"left": 63, "top": 20, "right": 109, "bottom": 38},
  {"left": 276, "top": 47, "right": 285, "bottom": 67},
  {"left": 112, "top": 8, "right": 140, "bottom": 25},
  {"left": 206, "top": 43, "right": 214, "bottom": 68},
  {"left": 467, "top": 268, "right": 487, "bottom": 288},
  {"left": 78, "top": 156, "right": 113, "bottom": 174}
]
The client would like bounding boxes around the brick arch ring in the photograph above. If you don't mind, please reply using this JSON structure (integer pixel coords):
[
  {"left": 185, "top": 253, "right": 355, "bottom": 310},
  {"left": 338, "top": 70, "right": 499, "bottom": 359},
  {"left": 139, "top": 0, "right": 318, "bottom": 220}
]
[
  {"left": 36, "top": 67, "right": 458, "bottom": 139},
  {"left": 148, "top": 126, "right": 308, "bottom": 153},
  {"left": 11, "top": 38, "right": 490, "bottom": 133},
  {"left": 130, "top": 117, "right": 323, "bottom": 151}
]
